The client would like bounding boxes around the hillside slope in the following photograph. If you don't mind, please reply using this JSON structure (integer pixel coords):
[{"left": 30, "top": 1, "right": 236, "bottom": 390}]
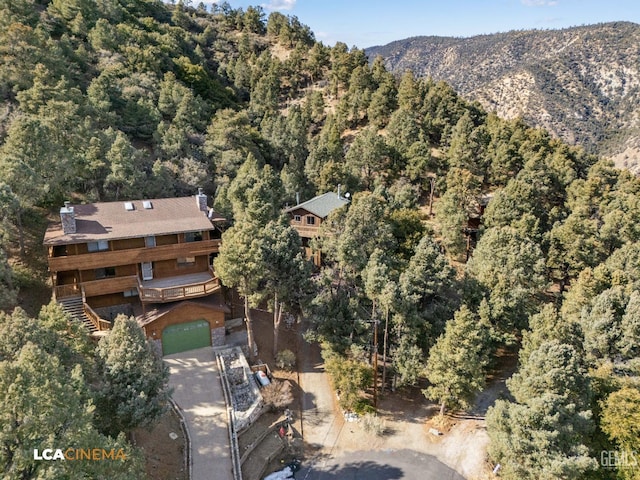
[{"left": 366, "top": 22, "right": 640, "bottom": 173}]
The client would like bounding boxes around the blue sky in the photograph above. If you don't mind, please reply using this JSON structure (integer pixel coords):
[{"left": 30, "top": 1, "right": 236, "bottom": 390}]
[{"left": 213, "top": 0, "right": 640, "bottom": 48}]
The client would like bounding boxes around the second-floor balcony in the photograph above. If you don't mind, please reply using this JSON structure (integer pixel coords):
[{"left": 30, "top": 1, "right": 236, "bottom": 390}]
[
  {"left": 47, "top": 239, "right": 222, "bottom": 272},
  {"left": 291, "top": 224, "right": 321, "bottom": 239},
  {"left": 138, "top": 269, "right": 221, "bottom": 303}
]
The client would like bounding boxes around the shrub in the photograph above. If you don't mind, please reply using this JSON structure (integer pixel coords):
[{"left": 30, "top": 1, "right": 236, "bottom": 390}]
[
  {"left": 324, "top": 350, "right": 373, "bottom": 411},
  {"left": 353, "top": 399, "right": 376, "bottom": 416},
  {"left": 275, "top": 349, "right": 296, "bottom": 370},
  {"left": 362, "top": 413, "right": 386, "bottom": 436},
  {"left": 261, "top": 379, "right": 293, "bottom": 411}
]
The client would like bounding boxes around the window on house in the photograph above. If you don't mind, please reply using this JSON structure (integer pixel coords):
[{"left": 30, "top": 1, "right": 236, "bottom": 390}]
[
  {"left": 123, "top": 288, "right": 139, "bottom": 297},
  {"left": 306, "top": 216, "right": 316, "bottom": 225},
  {"left": 185, "top": 232, "right": 203, "bottom": 242},
  {"left": 87, "top": 240, "right": 109, "bottom": 252},
  {"left": 95, "top": 267, "right": 116, "bottom": 279},
  {"left": 177, "top": 257, "right": 196, "bottom": 266},
  {"left": 145, "top": 236, "right": 156, "bottom": 248},
  {"left": 294, "top": 215, "right": 301, "bottom": 222}
]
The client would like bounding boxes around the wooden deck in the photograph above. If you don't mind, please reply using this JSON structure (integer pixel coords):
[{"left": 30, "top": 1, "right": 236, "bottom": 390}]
[
  {"left": 141, "top": 272, "right": 213, "bottom": 289},
  {"left": 138, "top": 271, "right": 221, "bottom": 303}
]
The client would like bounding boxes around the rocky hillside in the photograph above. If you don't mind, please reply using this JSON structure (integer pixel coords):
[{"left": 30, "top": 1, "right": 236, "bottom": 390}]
[{"left": 366, "top": 22, "right": 640, "bottom": 173}]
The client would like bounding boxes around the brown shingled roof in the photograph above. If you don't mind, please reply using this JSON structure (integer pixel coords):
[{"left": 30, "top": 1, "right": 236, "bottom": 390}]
[{"left": 44, "top": 196, "right": 222, "bottom": 246}]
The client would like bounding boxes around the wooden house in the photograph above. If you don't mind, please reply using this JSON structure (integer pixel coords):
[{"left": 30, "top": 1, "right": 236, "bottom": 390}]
[
  {"left": 285, "top": 190, "right": 350, "bottom": 265},
  {"left": 43, "top": 191, "right": 229, "bottom": 354}
]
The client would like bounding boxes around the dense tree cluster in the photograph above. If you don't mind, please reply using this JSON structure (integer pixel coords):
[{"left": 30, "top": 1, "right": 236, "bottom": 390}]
[{"left": 0, "top": 305, "right": 169, "bottom": 478}]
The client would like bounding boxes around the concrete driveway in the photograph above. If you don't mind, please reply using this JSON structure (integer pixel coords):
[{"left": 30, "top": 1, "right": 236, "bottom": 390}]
[{"left": 165, "top": 347, "right": 233, "bottom": 480}]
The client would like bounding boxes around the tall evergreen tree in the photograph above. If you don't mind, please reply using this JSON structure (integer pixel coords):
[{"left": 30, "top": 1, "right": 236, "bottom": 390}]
[
  {"left": 215, "top": 220, "right": 264, "bottom": 356},
  {"left": 260, "top": 216, "right": 311, "bottom": 356},
  {"left": 487, "top": 341, "right": 597, "bottom": 480},
  {"left": 424, "top": 305, "right": 489, "bottom": 415},
  {"left": 601, "top": 386, "right": 640, "bottom": 480},
  {"left": 95, "top": 316, "right": 170, "bottom": 437},
  {"left": 467, "top": 226, "right": 546, "bottom": 334}
]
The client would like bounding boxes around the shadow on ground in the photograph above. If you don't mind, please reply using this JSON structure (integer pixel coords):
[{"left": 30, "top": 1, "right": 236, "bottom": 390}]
[
  {"left": 300, "top": 460, "right": 403, "bottom": 479},
  {"left": 299, "top": 449, "right": 467, "bottom": 480}
]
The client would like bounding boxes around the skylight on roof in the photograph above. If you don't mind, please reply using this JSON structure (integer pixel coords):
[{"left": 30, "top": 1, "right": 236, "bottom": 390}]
[
  {"left": 143, "top": 200, "right": 153, "bottom": 209},
  {"left": 124, "top": 202, "right": 134, "bottom": 211}
]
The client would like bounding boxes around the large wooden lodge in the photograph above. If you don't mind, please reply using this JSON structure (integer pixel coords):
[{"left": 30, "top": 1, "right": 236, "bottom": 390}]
[
  {"left": 43, "top": 191, "right": 229, "bottom": 355},
  {"left": 44, "top": 187, "right": 353, "bottom": 354}
]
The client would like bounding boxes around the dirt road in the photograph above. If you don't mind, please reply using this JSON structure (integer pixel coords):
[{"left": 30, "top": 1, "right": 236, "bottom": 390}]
[{"left": 296, "top": 330, "right": 485, "bottom": 480}]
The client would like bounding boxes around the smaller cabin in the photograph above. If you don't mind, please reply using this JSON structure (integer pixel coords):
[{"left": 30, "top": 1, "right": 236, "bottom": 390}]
[{"left": 285, "top": 191, "right": 350, "bottom": 266}]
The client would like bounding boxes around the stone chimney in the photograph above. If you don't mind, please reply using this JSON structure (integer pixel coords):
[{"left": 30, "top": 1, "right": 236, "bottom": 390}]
[
  {"left": 60, "top": 201, "right": 76, "bottom": 234},
  {"left": 196, "top": 188, "right": 208, "bottom": 212}
]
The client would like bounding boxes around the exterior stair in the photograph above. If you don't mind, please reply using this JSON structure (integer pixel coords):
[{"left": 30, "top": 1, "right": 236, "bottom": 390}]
[{"left": 58, "top": 295, "right": 98, "bottom": 334}]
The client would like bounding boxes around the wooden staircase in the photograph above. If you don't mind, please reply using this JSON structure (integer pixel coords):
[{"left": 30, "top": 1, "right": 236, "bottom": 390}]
[{"left": 58, "top": 295, "right": 98, "bottom": 334}]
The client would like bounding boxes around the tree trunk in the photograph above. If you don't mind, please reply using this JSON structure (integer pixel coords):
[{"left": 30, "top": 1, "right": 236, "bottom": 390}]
[
  {"left": 428, "top": 176, "right": 436, "bottom": 217},
  {"left": 381, "top": 305, "right": 389, "bottom": 393},
  {"left": 16, "top": 207, "right": 25, "bottom": 258},
  {"left": 244, "top": 294, "right": 257, "bottom": 357},
  {"left": 440, "top": 401, "right": 446, "bottom": 417},
  {"left": 559, "top": 268, "right": 568, "bottom": 293},
  {"left": 273, "top": 293, "right": 284, "bottom": 357}
]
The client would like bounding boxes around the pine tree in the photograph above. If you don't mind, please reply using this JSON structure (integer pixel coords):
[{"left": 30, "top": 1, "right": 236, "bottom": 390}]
[
  {"left": 600, "top": 386, "right": 640, "bottom": 480},
  {"left": 0, "top": 331, "right": 144, "bottom": 478},
  {"left": 260, "top": 216, "right": 311, "bottom": 356},
  {"left": 336, "top": 191, "right": 395, "bottom": 282},
  {"left": 214, "top": 221, "right": 264, "bottom": 357},
  {"left": 487, "top": 340, "right": 597, "bottom": 480},
  {"left": 95, "top": 315, "right": 170, "bottom": 436},
  {"left": 619, "top": 291, "right": 640, "bottom": 359},
  {"left": 424, "top": 305, "right": 489, "bottom": 415},
  {"left": 467, "top": 226, "right": 546, "bottom": 333}
]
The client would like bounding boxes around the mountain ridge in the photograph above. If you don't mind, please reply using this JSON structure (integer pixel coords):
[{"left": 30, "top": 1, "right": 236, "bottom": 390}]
[{"left": 366, "top": 21, "right": 640, "bottom": 173}]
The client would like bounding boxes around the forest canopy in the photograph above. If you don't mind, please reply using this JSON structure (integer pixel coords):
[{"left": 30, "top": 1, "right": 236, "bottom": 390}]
[{"left": 0, "top": 2, "right": 639, "bottom": 479}]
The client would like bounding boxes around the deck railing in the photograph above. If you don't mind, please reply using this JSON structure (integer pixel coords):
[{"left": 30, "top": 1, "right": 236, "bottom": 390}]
[
  {"left": 48, "top": 239, "right": 222, "bottom": 272},
  {"left": 54, "top": 283, "right": 81, "bottom": 300},
  {"left": 83, "top": 302, "right": 112, "bottom": 331},
  {"left": 81, "top": 275, "right": 139, "bottom": 297},
  {"left": 292, "top": 225, "right": 321, "bottom": 238},
  {"left": 138, "top": 275, "right": 221, "bottom": 303}
]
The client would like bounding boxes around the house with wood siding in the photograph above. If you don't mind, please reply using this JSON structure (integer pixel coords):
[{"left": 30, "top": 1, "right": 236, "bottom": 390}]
[
  {"left": 285, "top": 190, "right": 350, "bottom": 265},
  {"left": 43, "top": 190, "right": 229, "bottom": 354}
]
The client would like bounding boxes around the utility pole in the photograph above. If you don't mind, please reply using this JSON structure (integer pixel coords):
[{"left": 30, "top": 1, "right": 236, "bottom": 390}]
[
  {"left": 373, "top": 317, "right": 378, "bottom": 410},
  {"left": 381, "top": 305, "right": 389, "bottom": 394}
]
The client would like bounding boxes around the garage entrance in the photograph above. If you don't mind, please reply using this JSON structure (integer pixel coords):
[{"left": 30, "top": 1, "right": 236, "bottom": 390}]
[{"left": 162, "top": 319, "right": 211, "bottom": 355}]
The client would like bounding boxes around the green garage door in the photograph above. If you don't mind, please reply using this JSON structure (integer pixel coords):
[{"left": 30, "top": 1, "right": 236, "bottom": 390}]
[{"left": 162, "top": 320, "right": 211, "bottom": 355}]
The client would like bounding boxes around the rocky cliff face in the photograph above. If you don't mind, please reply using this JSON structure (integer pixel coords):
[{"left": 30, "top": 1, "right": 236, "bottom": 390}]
[{"left": 366, "top": 22, "right": 640, "bottom": 173}]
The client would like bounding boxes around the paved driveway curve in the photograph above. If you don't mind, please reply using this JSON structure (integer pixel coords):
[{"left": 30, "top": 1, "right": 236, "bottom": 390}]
[
  {"left": 297, "top": 334, "right": 467, "bottom": 480},
  {"left": 165, "top": 347, "right": 233, "bottom": 480},
  {"left": 299, "top": 449, "right": 467, "bottom": 480}
]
